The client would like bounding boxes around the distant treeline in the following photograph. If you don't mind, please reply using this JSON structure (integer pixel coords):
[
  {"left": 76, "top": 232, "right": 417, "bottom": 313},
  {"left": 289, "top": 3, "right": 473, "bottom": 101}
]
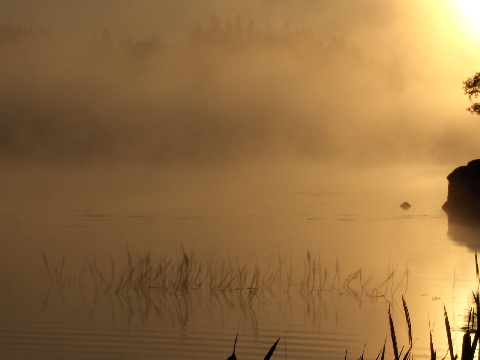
[
  {"left": 0, "top": 23, "right": 51, "bottom": 43},
  {"left": 0, "top": 17, "right": 410, "bottom": 166},
  {"left": 0, "top": 16, "right": 363, "bottom": 68},
  {"left": 185, "top": 14, "right": 358, "bottom": 55}
]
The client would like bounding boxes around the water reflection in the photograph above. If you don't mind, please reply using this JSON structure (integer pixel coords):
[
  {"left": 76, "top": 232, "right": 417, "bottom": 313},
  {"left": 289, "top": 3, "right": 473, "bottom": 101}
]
[
  {"left": 447, "top": 221, "right": 480, "bottom": 251},
  {"left": 1, "top": 165, "right": 459, "bottom": 359},
  {"left": 40, "top": 250, "right": 409, "bottom": 332}
]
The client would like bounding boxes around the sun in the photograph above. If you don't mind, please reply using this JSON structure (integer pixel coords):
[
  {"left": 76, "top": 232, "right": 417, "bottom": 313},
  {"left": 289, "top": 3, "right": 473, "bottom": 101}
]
[{"left": 454, "top": 0, "right": 480, "bottom": 40}]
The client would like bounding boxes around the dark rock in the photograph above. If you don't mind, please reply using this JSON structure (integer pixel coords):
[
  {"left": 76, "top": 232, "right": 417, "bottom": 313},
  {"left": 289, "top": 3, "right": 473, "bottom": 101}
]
[
  {"left": 400, "top": 202, "right": 411, "bottom": 210},
  {"left": 442, "top": 159, "right": 480, "bottom": 223}
]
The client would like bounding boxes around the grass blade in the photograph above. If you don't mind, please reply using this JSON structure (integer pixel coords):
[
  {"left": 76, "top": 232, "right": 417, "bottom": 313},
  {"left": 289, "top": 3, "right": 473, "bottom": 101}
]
[
  {"left": 461, "top": 332, "right": 472, "bottom": 360},
  {"left": 401, "top": 296, "right": 413, "bottom": 360},
  {"left": 444, "top": 305, "right": 456, "bottom": 360},
  {"left": 358, "top": 343, "right": 366, "bottom": 360},
  {"left": 389, "top": 307, "right": 400, "bottom": 360},
  {"left": 227, "top": 334, "right": 238, "bottom": 360},
  {"left": 402, "top": 296, "right": 412, "bottom": 347},
  {"left": 470, "top": 294, "right": 480, "bottom": 360},
  {"left": 475, "top": 252, "right": 479, "bottom": 284},
  {"left": 375, "top": 338, "right": 386, "bottom": 360},
  {"left": 430, "top": 327, "right": 436, "bottom": 360},
  {"left": 264, "top": 338, "right": 280, "bottom": 360}
]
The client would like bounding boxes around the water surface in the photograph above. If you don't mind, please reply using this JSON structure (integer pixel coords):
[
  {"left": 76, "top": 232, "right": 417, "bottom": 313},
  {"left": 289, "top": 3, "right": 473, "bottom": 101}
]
[{"left": 0, "top": 163, "right": 478, "bottom": 359}]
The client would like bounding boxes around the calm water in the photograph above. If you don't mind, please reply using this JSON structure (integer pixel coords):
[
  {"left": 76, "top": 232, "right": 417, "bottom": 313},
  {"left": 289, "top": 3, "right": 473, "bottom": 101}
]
[{"left": 1, "top": 163, "right": 479, "bottom": 359}]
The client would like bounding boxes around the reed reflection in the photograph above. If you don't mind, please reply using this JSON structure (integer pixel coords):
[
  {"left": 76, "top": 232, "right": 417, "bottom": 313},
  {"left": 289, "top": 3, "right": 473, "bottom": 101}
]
[{"left": 41, "top": 249, "right": 409, "bottom": 331}]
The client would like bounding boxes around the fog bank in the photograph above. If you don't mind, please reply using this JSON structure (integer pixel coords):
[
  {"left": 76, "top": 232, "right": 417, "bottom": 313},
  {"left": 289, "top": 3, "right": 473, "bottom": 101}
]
[{"left": 1, "top": 3, "right": 479, "bottom": 168}]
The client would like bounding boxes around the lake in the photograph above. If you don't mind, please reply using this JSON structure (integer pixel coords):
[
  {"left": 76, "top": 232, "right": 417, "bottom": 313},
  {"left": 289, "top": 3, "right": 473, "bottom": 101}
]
[{"left": 0, "top": 162, "right": 478, "bottom": 360}]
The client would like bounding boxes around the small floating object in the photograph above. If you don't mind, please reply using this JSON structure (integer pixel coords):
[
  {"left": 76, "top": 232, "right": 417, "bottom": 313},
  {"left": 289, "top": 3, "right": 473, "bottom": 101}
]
[{"left": 400, "top": 202, "right": 411, "bottom": 211}]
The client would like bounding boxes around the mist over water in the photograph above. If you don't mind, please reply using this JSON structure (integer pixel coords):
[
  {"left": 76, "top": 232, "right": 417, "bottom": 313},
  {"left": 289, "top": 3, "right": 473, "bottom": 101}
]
[
  {"left": 2, "top": 1, "right": 480, "bottom": 359},
  {"left": 1, "top": 1, "right": 479, "bottom": 168}
]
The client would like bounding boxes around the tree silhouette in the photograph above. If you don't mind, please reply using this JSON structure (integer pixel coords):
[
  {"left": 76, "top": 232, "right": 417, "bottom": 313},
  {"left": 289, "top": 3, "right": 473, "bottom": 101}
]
[
  {"left": 234, "top": 14, "right": 244, "bottom": 41},
  {"left": 463, "top": 72, "right": 480, "bottom": 115},
  {"left": 188, "top": 22, "right": 206, "bottom": 45},
  {"left": 245, "top": 19, "right": 257, "bottom": 42},
  {"left": 207, "top": 13, "right": 222, "bottom": 45}
]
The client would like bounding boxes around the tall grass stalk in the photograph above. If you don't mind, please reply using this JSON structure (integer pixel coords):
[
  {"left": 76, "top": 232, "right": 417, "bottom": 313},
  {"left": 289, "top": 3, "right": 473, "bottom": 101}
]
[
  {"left": 42, "top": 249, "right": 407, "bottom": 304},
  {"left": 384, "top": 255, "right": 480, "bottom": 360}
]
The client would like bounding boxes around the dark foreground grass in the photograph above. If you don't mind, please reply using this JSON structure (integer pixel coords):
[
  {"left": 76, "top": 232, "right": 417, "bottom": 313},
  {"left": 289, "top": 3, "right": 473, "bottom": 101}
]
[
  {"left": 366, "top": 254, "right": 480, "bottom": 360},
  {"left": 226, "top": 334, "right": 280, "bottom": 360},
  {"left": 218, "top": 255, "right": 480, "bottom": 360}
]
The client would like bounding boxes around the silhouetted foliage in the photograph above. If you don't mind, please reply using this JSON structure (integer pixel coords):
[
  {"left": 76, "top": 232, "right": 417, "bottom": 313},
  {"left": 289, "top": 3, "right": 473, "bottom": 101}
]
[
  {"left": 0, "top": 23, "right": 52, "bottom": 49},
  {"left": 122, "top": 34, "right": 162, "bottom": 62},
  {"left": 463, "top": 72, "right": 480, "bottom": 115},
  {"left": 0, "top": 24, "right": 32, "bottom": 45}
]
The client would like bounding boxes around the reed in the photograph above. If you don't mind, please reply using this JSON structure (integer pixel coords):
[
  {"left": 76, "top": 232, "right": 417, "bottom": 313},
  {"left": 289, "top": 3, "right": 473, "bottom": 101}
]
[
  {"left": 41, "top": 248, "right": 411, "bottom": 357},
  {"left": 222, "top": 273, "right": 480, "bottom": 360},
  {"left": 42, "top": 248, "right": 407, "bottom": 312},
  {"left": 441, "top": 259, "right": 480, "bottom": 360},
  {"left": 226, "top": 335, "right": 280, "bottom": 360},
  {"left": 376, "top": 339, "right": 386, "bottom": 360},
  {"left": 381, "top": 255, "right": 480, "bottom": 360},
  {"left": 430, "top": 325, "right": 436, "bottom": 360},
  {"left": 42, "top": 250, "right": 480, "bottom": 359}
]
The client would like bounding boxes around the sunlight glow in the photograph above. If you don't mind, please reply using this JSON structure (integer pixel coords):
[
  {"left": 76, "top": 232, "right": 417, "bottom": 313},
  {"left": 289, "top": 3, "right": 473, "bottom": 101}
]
[{"left": 453, "top": 0, "right": 480, "bottom": 40}]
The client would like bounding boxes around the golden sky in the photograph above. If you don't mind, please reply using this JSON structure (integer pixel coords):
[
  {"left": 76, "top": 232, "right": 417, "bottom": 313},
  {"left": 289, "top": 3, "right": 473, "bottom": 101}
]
[
  {"left": 0, "top": 1, "right": 476, "bottom": 41},
  {"left": 0, "top": 0, "right": 479, "bottom": 166},
  {"left": 1, "top": 0, "right": 478, "bottom": 69}
]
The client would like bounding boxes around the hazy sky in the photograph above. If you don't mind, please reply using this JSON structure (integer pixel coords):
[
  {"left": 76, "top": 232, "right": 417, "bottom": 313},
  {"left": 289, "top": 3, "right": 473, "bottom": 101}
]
[
  {"left": 1, "top": 0, "right": 478, "bottom": 69},
  {"left": 0, "top": 0, "right": 476, "bottom": 43},
  {"left": 1, "top": 0, "right": 478, "bottom": 71},
  {"left": 1, "top": 0, "right": 480, "bottom": 167}
]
